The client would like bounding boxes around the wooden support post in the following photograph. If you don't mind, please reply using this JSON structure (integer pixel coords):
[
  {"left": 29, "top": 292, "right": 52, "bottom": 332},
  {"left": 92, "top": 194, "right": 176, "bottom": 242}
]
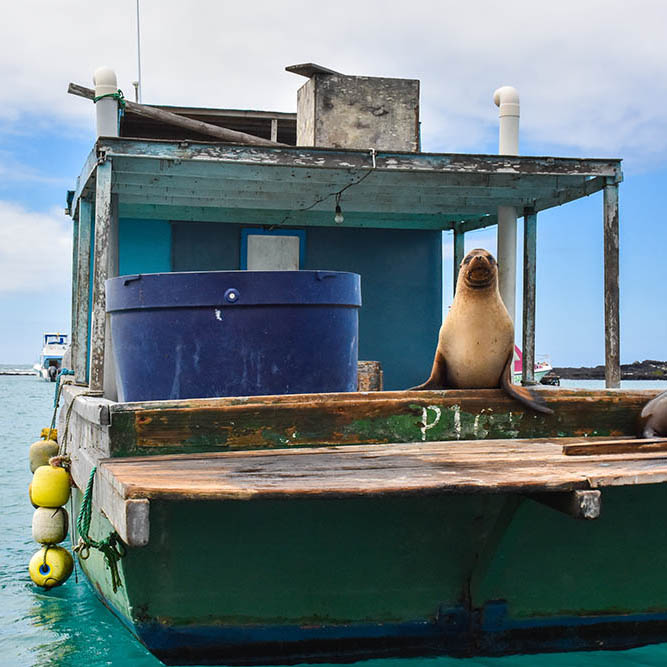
[
  {"left": 270, "top": 118, "right": 278, "bottom": 143},
  {"left": 89, "top": 160, "right": 113, "bottom": 393},
  {"left": 522, "top": 208, "right": 537, "bottom": 386},
  {"left": 70, "top": 215, "right": 79, "bottom": 366},
  {"left": 603, "top": 179, "right": 621, "bottom": 388},
  {"left": 74, "top": 199, "right": 93, "bottom": 385},
  {"left": 527, "top": 490, "right": 601, "bottom": 520},
  {"left": 453, "top": 225, "right": 465, "bottom": 293},
  {"left": 103, "top": 194, "right": 119, "bottom": 401}
]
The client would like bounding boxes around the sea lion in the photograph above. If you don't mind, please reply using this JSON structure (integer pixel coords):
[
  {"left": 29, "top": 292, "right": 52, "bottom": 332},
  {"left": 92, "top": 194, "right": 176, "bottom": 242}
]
[
  {"left": 638, "top": 391, "right": 667, "bottom": 437},
  {"left": 411, "top": 248, "right": 553, "bottom": 415}
]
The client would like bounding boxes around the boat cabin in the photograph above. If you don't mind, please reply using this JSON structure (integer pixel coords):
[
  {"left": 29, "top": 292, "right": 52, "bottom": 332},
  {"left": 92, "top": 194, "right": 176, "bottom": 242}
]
[{"left": 67, "top": 63, "right": 622, "bottom": 397}]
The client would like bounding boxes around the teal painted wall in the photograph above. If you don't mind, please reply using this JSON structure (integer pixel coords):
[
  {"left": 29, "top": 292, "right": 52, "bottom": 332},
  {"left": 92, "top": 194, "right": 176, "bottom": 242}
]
[
  {"left": 118, "top": 218, "right": 172, "bottom": 275},
  {"left": 304, "top": 228, "right": 441, "bottom": 389},
  {"left": 172, "top": 222, "right": 241, "bottom": 271},
  {"left": 170, "top": 223, "right": 441, "bottom": 389}
]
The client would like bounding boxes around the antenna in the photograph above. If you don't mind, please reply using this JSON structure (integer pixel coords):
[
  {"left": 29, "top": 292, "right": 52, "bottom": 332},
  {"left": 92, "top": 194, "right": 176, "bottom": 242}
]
[{"left": 136, "top": 0, "right": 143, "bottom": 103}]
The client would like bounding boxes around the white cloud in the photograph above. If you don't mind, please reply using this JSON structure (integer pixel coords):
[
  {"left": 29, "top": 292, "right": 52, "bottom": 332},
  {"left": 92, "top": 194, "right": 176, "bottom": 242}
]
[
  {"left": 0, "top": 201, "right": 72, "bottom": 292},
  {"left": 1, "top": 1, "right": 666, "bottom": 167},
  {"left": 0, "top": 152, "right": 69, "bottom": 185}
]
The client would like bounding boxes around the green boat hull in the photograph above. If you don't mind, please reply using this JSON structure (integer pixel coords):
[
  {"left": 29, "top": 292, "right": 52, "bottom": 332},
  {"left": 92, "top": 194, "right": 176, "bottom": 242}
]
[{"left": 74, "top": 481, "right": 667, "bottom": 663}]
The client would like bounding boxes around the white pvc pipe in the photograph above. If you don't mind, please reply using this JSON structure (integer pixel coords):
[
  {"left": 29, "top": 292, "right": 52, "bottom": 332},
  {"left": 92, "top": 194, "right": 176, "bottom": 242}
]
[
  {"left": 493, "top": 86, "right": 519, "bottom": 155},
  {"left": 93, "top": 67, "right": 119, "bottom": 138},
  {"left": 493, "top": 86, "right": 520, "bottom": 324}
]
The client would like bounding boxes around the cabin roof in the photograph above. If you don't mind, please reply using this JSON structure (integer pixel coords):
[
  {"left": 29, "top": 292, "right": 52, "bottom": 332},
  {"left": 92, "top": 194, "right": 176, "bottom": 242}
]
[
  {"left": 72, "top": 136, "right": 622, "bottom": 232},
  {"left": 120, "top": 105, "right": 297, "bottom": 145}
]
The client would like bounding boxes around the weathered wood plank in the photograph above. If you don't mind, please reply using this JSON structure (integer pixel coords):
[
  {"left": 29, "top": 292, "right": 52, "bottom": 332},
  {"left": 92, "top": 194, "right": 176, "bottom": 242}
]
[
  {"left": 98, "top": 436, "right": 667, "bottom": 502},
  {"left": 99, "top": 137, "right": 622, "bottom": 178},
  {"left": 111, "top": 189, "right": 553, "bottom": 216},
  {"left": 563, "top": 437, "right": 667, "bottom": 456},
  {"left": 106, "top": 388, "right": 661, "bottom": 457},
  {"left": 117, "top": 202, "right": 462, "bottom": 230},
  {"left": 604, "top": 179, "right": 621, "bottom": 388},
  {"left": 522, "top": 208, "right": 537, "bottom": 385},
  {"left": 526, "top": 490, "right": 601, "bottom": 520},
  {"left": 68, "top": 82, "right": 285, "bottom": 148},
  {"left": 89, "top": 161, "right": 113, "bottom": 392},
  {"left": 74, "top": 199, "right": 93, "bottom": 384},
  {"left": 70, "top": 445, "right": 149, "bottom": 547},
  {"left": 70, "top": 215, "right": 79, "bottom": 358},
  {"left": 112, "top": 158, "right": 597, "bottom": 190},
  {"left": 357, "top": 361, "right": 383, "bottom": 391},
  {"left": 453, "top": 225, "right": 465, "bottom": 292},
  {"left": 60, "top": 388, "right": 148, "bottom": 547}
]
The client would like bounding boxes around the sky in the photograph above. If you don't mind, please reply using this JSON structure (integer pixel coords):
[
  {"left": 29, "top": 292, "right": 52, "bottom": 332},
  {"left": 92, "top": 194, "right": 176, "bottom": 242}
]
[{"left": 1, "top": 0, "right": 666, "bottom": 366}]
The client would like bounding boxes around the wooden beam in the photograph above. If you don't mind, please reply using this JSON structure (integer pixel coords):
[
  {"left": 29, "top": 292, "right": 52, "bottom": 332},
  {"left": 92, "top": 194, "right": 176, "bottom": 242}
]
[
  {"left": 74, "top": 199, "right": 93, "bottom": 385},
  {"left": 522, "top": 209, "right": 537, "bottom": 386},
  {"left": 103, "top": 194, "right": 119, "bottom": 401},
  {"left": 98, "top": 136, "right": 623, "bottom": 178},
  {"left": 526, "top": 490, "right": 601, "bottom": 520},
  {"left": 105, "top": 388, "right": 662, "bottom": 458},
  {"left": 563, "top": 437, "right": 667, "bottom": 456},
  {"left": 357, "top": 361, "right": 383, "bottom": 391},
  {"left": 70, "top": 214, "right": 79, "bottom": 369},
  {"left": 604, "top": 179, "right": 621, "bottom": 388},
  {"left": 70, "top": 445, "right": 150, "bottom": 547},
  {"left": 68, "top": 82, "right": 285, "bottom": 148},
  {"left": 453, "top": 226, "right": 465, "bottom": 293},
  {"left": 89, "top": 161, "right": 113, "bottom": 392}
]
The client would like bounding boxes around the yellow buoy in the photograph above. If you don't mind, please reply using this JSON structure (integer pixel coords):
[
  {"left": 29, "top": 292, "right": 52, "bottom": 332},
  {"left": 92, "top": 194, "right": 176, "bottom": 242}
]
[
  {"left": 40, "top": 427, "right": 57, "bottom": 441},
  {"left": 29, "top": 546, "right": 73, "bottom": 588},
  {"left": 32, "top": 507, "right": 69, "bottom": 544},
  {"left": 29, "top": 439, "right": 59, "bottom": 473},
  {"left": 28, "top": 482, "right": 38, "bottom": 508},
  {"left": 31, "top": 465, "right": 71, "bottom": 508}
]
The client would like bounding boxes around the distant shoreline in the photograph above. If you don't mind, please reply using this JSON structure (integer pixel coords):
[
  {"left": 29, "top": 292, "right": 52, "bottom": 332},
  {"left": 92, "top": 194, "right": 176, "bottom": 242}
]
[{"left": 553, "top": 360, "right": 667, "bottom": 380}]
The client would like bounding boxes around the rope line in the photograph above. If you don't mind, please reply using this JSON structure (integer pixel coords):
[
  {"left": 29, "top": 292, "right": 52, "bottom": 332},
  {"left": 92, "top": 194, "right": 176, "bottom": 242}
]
[
  {"left": 75, "top": 466, "right": 126, "bottom": 593},
  {"left": 93, "top": 89, "right": 126, "bottom": 111}
]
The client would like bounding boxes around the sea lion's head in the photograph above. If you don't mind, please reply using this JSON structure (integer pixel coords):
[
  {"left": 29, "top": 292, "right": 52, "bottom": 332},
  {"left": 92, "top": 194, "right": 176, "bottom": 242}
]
[{"left": 458, "top": 249, "right": 498, "bottom": 290}]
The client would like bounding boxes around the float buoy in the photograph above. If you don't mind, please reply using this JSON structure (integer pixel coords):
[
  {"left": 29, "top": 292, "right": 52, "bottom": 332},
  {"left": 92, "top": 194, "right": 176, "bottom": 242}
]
[
  {"left": 28, "top": 482, "right": 38, "bottom": 508},
  {"left": 32, "top": 507, "right": 69, "bottom": 544},
  {"left": 40, "top": 428, "right": 57, "bottom": 441},
  {"left": 29, "top": 439, "right": 59, "bottom": 473},
  {"left": 29, "top": 546, "right": 73, "bottom": 588},
  {"left": 31, "top": 465, "right": 71, "bottom": 508}
]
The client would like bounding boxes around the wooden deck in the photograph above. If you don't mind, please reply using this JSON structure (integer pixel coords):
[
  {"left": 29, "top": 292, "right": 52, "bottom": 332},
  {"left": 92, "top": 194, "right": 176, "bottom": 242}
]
[
  {"left": 86, "top": 435, "right": 667, "bottom": 547},
  {"left": 100, "top": 436, "right": 667, "bottom": 502}
]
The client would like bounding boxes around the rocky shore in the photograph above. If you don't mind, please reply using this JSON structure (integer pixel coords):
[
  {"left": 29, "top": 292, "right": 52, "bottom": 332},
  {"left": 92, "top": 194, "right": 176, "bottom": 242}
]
[{"left": 553, "top": 360, "right": 667, "bottom": 380}]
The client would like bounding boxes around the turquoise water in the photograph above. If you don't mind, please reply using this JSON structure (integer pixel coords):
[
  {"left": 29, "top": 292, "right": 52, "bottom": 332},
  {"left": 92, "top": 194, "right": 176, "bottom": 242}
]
[{"left": 2, "top": 370, "right": 667, "bottom": 666}]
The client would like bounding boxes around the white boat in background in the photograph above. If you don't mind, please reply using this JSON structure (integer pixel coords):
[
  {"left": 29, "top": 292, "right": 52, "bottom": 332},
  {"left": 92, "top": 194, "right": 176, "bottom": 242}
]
[
  {"left": 512, "top": 345, "right": 554, "bottom": 384},
  {"left": 33, "top": 333, "right": 68, "bottom": 382}
]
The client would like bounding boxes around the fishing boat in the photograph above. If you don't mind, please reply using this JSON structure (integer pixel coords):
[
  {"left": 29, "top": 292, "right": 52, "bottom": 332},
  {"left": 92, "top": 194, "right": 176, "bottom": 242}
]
[
  {"left": 512, "top": 346, "right": 553, "bottom": 384},
  {"left": 56, "top": 64, "right": 667, "bottom": 666},
  {"left": 34, "top": 333, "right": 68, "bottom": 382}
]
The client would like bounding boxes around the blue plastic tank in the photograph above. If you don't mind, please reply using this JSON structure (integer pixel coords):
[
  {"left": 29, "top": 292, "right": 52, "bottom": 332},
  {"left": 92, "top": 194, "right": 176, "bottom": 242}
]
[{"left": 106, "top": 271, "right": 361, "bottom": 402}]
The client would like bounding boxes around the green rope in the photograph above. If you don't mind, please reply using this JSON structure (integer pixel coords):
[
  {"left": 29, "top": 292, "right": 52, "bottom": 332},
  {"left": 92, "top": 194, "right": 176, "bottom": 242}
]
[
  {"left": 93, "top": 89, "right": 126, "bottom": 111},
  {"left": 75, "top": 466, "right": 126, "bottom": 593},
  {"left": 49, "top": 369, "right": 74, "bottom": 431}
]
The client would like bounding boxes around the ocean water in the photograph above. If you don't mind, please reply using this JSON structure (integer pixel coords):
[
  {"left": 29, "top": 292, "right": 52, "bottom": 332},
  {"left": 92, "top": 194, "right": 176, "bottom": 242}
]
[{"left": 2, "top": 370, "right": 667, "bottom": 667}]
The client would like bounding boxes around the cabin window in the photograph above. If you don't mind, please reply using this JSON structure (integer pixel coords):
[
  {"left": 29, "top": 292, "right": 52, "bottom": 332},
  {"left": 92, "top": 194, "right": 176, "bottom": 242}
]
[{"left": 241, "top": 229, "right": 305, "bottom": 270}]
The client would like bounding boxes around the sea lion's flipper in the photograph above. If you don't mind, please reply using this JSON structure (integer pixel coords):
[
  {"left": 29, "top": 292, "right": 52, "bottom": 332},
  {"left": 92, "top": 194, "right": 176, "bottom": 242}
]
[
  {"left": 500, "top": 353, "right": 554, "bottom": 415},
  {"left": 410, "top": 351, "right": 449, "bottom": 390}
]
